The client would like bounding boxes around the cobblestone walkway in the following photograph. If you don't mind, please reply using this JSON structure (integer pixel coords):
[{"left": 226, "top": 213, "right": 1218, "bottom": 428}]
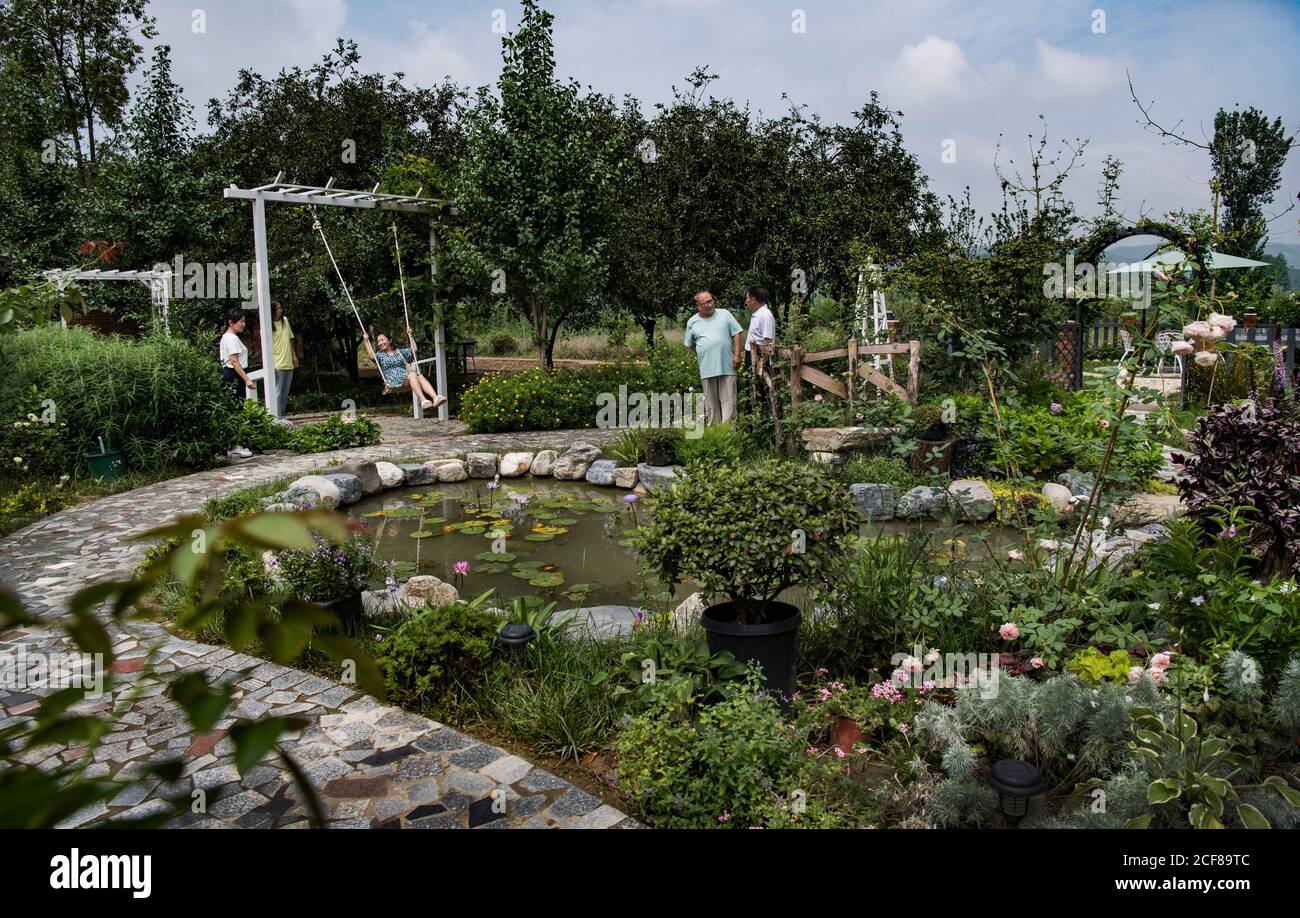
[{"left": 0, "top": 426, "right": 631, "bottom": 829}]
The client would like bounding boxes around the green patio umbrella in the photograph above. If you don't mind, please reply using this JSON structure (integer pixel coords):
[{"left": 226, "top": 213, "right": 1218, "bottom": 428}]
[{"left": 1106, "top": 249, "right": 1273, "bottom": 274}]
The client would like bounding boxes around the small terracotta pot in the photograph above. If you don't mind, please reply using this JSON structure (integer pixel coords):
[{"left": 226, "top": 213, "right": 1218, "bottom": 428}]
[{"left": 831, "top": 716, "right": 864, "bottom": 752}]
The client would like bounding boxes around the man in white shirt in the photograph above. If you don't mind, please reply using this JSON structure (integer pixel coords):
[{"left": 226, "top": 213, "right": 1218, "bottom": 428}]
[{"left": 744, "top": 285, "right": 776, "bottom": 368}]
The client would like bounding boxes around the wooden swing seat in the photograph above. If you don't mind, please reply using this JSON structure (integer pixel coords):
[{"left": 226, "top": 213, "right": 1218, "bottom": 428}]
[{"left": 380, "top": 356, "right": 438, "bottom": 419}]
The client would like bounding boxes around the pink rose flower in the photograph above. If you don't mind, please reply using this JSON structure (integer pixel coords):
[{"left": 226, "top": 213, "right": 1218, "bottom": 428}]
[
  {"left": 1151, "top": 652, "right": 1172, "bottom": 670},
  {"left": 1170, "top": 340, "right": 1194, "bottom": 356},
  {"left": 1007, "top": 549, "right": 1025, "bottom": 562},
  {"left": 999, "top": 622, "right": 1020, "bottom": 641},
  {"left": 1030, "top": 657, "right": 1044, "bottom": 669}
]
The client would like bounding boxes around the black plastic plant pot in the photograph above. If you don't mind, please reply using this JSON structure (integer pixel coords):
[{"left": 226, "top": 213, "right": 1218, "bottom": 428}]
[
  {"left": 645, "top": 445, "right": 675, "bottom": 468},
  {"left": 700, "top": 600, "right": 801, "bottom": 703},
  {"left": 316, "top": 591, "right": 363, "bottom": 635}
]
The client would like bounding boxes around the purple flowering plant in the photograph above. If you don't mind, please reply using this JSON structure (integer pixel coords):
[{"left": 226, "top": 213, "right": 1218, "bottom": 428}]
[{"left": 273, "top": 522, "right": 384, "bottom": 603}]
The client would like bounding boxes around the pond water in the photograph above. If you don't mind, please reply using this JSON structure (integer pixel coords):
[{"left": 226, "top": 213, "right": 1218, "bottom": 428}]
[
  {"left": 352, "top": 480, "right": 683, "bottom": 610},
  {"left": 353, "top": 480, "right": 1029, "bottom": 614}
]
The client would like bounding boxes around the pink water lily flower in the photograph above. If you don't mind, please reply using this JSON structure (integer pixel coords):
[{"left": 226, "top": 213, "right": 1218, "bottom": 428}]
[{"left": 452, "top": 560, "right": 470, "bottom": 576}]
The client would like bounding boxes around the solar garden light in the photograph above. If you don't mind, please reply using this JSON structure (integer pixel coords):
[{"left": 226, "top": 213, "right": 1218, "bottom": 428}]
[
  {"left": 829, "top": 454, "right": 845, "bottom": 476},
  {"left": 496, "top": 622, "right": 536, "bottom": 652},
  {"left": 986, "top": 759, "right": 1045, "bottom": 825}
]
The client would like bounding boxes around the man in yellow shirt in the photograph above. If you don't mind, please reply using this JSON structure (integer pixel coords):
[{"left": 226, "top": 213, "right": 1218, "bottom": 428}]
[{"left": 271, "top": 301, "right": 301, "bottom": 417}]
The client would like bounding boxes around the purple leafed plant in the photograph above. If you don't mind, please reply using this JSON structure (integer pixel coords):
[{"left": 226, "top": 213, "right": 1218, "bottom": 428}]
[{"left": 1174, "top": 394, "right": 1300, "bottom": 577}]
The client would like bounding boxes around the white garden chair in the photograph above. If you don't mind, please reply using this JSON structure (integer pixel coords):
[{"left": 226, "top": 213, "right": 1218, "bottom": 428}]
[{"left": 1154, "top": 332, "right": 1183, "bottom": 378}]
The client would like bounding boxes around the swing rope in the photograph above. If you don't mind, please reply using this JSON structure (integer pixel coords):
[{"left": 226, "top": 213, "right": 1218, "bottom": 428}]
[{"left": 309, "top": 204, "right": 415, "bottom": 382}]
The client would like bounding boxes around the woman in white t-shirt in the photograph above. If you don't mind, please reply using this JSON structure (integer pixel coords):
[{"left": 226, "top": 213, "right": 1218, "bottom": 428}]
[{"left": 220, "top": 307, "right": 254, "bottom": 459}]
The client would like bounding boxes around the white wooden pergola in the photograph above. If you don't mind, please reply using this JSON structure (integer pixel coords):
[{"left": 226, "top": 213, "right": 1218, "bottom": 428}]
[
  {"left": 43, "top": 267, "right": 173, "bottom": 335},
  {"left": 222, "top": 176, "right": 452, "bottom": 420}
]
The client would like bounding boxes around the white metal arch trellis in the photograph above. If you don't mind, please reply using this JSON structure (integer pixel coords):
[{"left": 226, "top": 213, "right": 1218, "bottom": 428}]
[
  {"left": 43, "top": 268, "right": 174, "bottom": 335},
  {"left": 222, "top": 176, "right": 453, "bottom": 420}
]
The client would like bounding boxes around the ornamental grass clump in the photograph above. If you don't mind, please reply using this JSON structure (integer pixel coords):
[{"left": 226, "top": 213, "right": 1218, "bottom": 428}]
[{"left": 632, "top": 459, "right": 857, "bottom": 624}]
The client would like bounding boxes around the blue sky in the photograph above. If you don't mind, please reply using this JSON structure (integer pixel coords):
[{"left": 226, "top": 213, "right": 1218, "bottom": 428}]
[{"left": 148, "top": 0, "right": 1300, "bottom": 243}]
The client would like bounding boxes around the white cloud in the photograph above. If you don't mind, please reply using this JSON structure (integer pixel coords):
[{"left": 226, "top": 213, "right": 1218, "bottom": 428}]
[
  {"left": 1033, "top": 39, "right": 1123, "bottom": 94},
  {"left": 894, "top": 36, "right": 971, "bottom": 98}
]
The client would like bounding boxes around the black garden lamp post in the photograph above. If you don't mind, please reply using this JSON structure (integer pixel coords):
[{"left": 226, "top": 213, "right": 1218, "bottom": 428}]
[
  {"left": 496, "top": 622, "right": 536, "bottom": 653},
  {"left": 987, "top": 759, "right": 1045, "bottom": 826},
  {"left": 829, "top": 454, "right": 845, "bottom": 477}
]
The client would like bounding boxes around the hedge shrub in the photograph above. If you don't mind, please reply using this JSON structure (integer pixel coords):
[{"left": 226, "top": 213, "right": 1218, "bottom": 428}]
[{"left": 0, "top": 325, "right": 240, "bottom": 474}]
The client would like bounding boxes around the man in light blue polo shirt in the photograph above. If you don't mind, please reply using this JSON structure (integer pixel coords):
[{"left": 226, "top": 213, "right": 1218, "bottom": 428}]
[{"left": 683, "top": 290, "right": 743, "bottom": 423}]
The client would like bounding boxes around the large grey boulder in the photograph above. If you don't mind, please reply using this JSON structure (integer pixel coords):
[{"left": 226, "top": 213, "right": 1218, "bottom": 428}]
[
  {"left": 374, "top": 461, "right": 405, "bottom": 488},
  {"left": 947, "top": 479, "right": 995, "bottom": 522},
  {"left": 585, "top": 459, "right": 622, "bottom": 486},
  {"left": 466, "top": 452, "right": 499, "bottom": 479},
  {"left": 499, "top": 452, "right": 534, "bottom": 477},
  {"left": 425, "top": 459, "right": 468, "bottom": 483},
  {"left": 553, "top": 442, "right": 602, "bottom": 480},
  {"left": 896, "top": 485, "right": 951, "bottom": 520},
  {"left": 1041, "top": 482, "right": 1074, "bottom": 512},
  {"left": 531, "top": 450, "right": 558, "bottom": 477},
  {"left": 1058, "top": 470, "right": 1095, "bottom": 497},
  {"left": 613, "top": 467, "right": 639, "bottom": 489},
  {"left": 320, "top": 473, "right": 363, "bottom": 506},
  {"left": 849, "top": 483, "right": 898, "bottom": 521},
  {"left": 336, "top": 459, "right": 383, "bottom": 495},
  {"left": 399, "top": 463, "right": 435, "bottom": 486},
  {"left": 635, "top": 464, "right": 680, "bottom": 494},
  {"left": 286, "top": 475, "right": 341, "bottom": 509},
  {"left": 400, "top": 575, "right": 460, "bottom": 608}
]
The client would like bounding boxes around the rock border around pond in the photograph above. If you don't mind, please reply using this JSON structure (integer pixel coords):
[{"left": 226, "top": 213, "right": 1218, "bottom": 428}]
[{"left": 266, "top": 441, "right": 684, "bottom": 510}]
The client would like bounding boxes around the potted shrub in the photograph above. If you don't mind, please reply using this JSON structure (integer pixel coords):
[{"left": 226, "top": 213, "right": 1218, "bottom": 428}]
[
  {"left": 642, "top": 427, "right": 682, "bottom": 467},
  {"left": 633, "top": 460, "right": 857, "bottom": 700},
  {"left": 272, "top": 523, "right": 385, "bottom": 634},
  {"left": 908, "top": 404, "right": 955, "bottom": 473}
]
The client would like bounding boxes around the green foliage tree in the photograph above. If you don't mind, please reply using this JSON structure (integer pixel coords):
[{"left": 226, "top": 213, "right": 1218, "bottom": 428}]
[
  {"left": 0, "top": 0, "right": 156, "bottom": 186},
  {"left": 447, "top": 0, "right": 630, "bottom": 367}
]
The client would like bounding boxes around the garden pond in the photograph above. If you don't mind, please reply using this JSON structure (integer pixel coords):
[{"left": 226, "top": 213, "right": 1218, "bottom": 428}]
[{"left": 353, "top": 480, "right": 1026, "bottom": 612}]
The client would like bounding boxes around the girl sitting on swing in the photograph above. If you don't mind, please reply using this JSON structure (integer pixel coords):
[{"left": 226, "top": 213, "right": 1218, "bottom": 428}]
[{"left": 362, "top": 324, "right": 446, "bottom": 412}]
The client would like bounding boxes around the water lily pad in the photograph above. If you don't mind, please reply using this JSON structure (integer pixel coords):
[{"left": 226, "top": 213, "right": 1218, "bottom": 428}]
[
  {"left": 528, "top": 510, "right": 557, "bottom": 521},
  {"left": 475, "top": 550, "right": 517, "bottom": 562},
  {"left": 477, "top": 562, "right": 509, "bottom": 574},
  {"left": 586, "top": 503, "right": 617, "bottom": 514},
  {"left": 460, "top": 525, "right": 487, "bottom": 535},
  {"left": 527, "top": 572, "right": 565, "bottom": 588},
  {"left": 524, "top": 533, "right": 555, "bottom": 542},
  {"left": 410, "top": 530, "right": 439, "bottom": 540},
  {"left": 550, "top": 517, "right": 579, "bottom": 526}
]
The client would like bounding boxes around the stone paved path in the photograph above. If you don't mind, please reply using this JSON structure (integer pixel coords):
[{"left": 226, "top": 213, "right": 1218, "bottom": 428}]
[{"left": 0, "top": 426, "right": 631, "bottom": 829}]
